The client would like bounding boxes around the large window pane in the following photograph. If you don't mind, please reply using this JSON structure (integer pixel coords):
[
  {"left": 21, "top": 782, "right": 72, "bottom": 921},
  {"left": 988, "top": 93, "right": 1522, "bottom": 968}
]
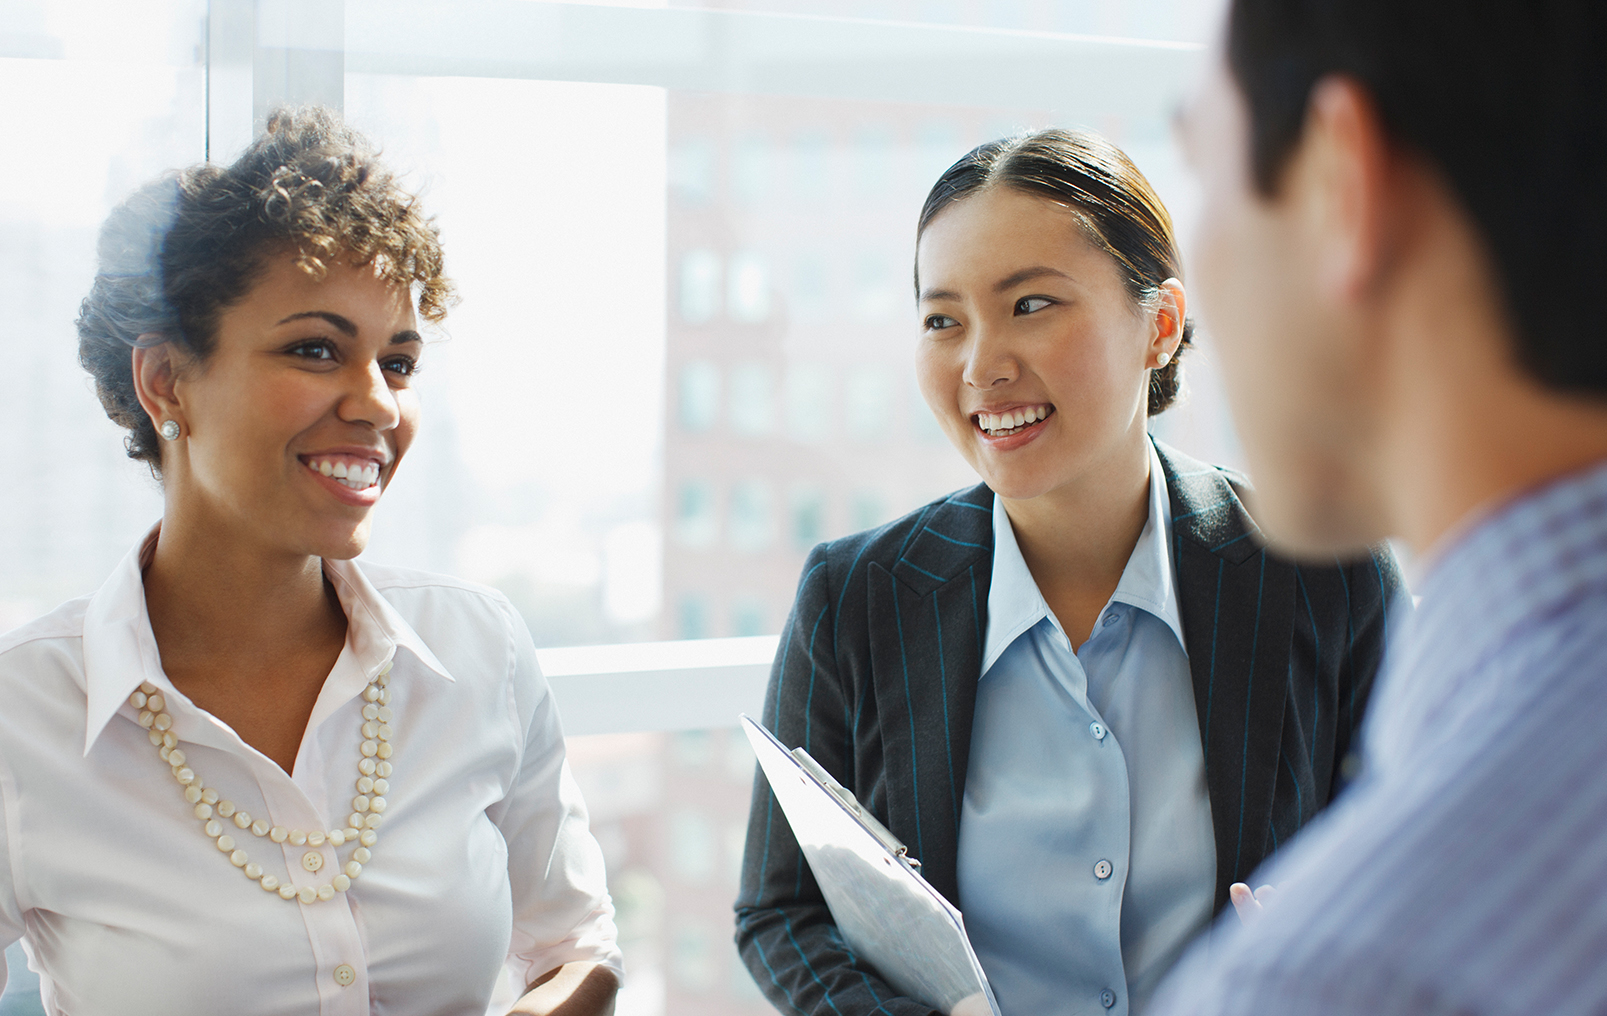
[
  {"left": 344, "top": 74, "right": 667, "bottom": 646},
  {"left": 566, "top": 727, "right": 766, "bottom": 1016},
  {"left": 0, "top": 0, "right": 203, "bottom": 630},
  {"left": 4, "top": 6, "right": 1243, "bottom": 1016}
]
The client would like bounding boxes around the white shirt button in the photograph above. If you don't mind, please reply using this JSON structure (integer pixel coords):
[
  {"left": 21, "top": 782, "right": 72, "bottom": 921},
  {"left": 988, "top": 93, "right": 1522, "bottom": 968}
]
[
  {"left": 301, "top": 851, "right": 324, "bottom": 873},
  {"left": 1093, "top": 859, "right": 1113, "bottom": 880},
  {"left": 1102, "top": 611, "right": 1118, "bottom": 627},
  {"left": 333, "top": 963, "right": 357, "bottom": 987},
  {"left": 1089, "top": 722, "right": 1106, "bottom": 740}
]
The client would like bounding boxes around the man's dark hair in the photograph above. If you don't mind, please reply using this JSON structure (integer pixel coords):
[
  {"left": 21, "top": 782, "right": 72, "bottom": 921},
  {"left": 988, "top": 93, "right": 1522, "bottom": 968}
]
[{"left": 1228, "top": 0, "right": 1607, "bottom": 395}]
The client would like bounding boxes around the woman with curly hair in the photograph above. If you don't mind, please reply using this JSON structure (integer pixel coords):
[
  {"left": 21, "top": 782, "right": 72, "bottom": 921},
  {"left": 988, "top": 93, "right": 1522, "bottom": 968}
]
[{"left": 0, "top": 108, "right": 620, "bottom": 1015}]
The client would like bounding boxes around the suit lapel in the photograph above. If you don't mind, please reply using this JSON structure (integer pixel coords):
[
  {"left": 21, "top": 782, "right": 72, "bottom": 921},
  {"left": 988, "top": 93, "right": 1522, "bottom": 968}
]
[
  {"left": 1158, "top": 441, "right": 1295, "bottom": 906},
  {"left": 866, "top": 484, "right": 992, "bottom": 905},
  {"left": 857, "top": 457, "right": 1295, "bottom": 907}
]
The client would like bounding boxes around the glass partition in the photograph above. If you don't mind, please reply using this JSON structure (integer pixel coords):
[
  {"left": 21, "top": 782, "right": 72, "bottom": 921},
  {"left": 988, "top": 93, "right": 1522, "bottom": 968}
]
[
  {"left": 566, "top": 728, "right": 766, "bottom": 1016},
  {"left": 1, "top": 2, "right": 1236, "bottom": 1013},
  {"left": 1, "top": 0, "right": 1238, "bottom": 643},
  {"left": 336, "top": 0, "right": 1240, "bottom": 648},
  {"left": 0, "top": 0, "right": 204, "bottom": 630}
]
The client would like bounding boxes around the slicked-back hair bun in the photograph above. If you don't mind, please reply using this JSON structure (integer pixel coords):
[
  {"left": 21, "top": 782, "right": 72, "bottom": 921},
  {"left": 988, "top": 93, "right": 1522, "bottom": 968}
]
[{"left": 916, "top": 128, "right": 1192, "bottom": 415}]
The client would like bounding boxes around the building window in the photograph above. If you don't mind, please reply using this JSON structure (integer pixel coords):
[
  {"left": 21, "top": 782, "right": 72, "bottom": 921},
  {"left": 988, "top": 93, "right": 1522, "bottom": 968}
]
[
  {"left": 669, "top": 810, "right": 716, "bottom": 883},
  {"left": 731, "top": 598, "right": 767, "bottom": 637},
  {"left": 851, "top": 488, "right": 887, "bottom": 532},
  {"left": 728, "top": 361, "right": 775, "bottom": 437},
  {"left": 678, "top": 361, "right": 721, "bottom": 433},
  {"left": 672, "top": 730, "right": 713, "bottom": 768},
  {"left": 723, "top": 818, "right": 749, "bottom": 884},
  {"left": 670, "top": 916, "right": 718, "bottom": 991},
  {"left": 846, "top": 365, "right": 894, "bottom": 440},
  {"left": 602, "top": 521, "right": 661, "bottom": 625},
  {"left": 727, "top": 250, "right": 771, "bottom": 323},
  {"left": 680, "top": 248, "right": 722, "bottom": 323},
  {"left": 789, "top": 251, "right": 829, "bottom": 323},
  {"left": 916, "top": 120, "right": 962, "bottom": 191},
  {"left": 854, "top": 126, "right": 895, "bottom": 195},
  {"left": 851, "top": 251, "right": 901, "bottom": 323},
  {"left": 669, "top": 136, "right": 715, "bottom": 206},
  {"left": 675, "top": 479, "right": 719, "bottom": 549},
  {"left": 792, "top": 130, "right": 832, "bottom": 204},
  {"left": 986, "top": 0, "right": 1033, "bottom": 30},
  {"left": 728, "top": 479, "right": 774, "bottom": 552},
  {"left": 909, "top": 375, "right": 947, "bottom": 443},
  {"left": 732, "top": 132, "right": 771, "bottom": 206},
  {"left": 678, "top": 593, "right": 710, "bottom": 640},
  {"left": 784, "top": 362, "right": 832, "bottom": 443},
  {"left": 789, "top": 485, "right": 825, "bottom": 550}
]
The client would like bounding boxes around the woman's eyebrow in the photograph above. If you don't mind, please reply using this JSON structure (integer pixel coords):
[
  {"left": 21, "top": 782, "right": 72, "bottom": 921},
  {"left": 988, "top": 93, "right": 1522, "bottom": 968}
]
[
  {"left": 276, "top": 310, "right": 357, "bottom": 335},
  {"left": 390, "top": 329, "right": 423, "bottom": 346},
  {"left": 995, "top": 266, "right": 1073, "bottom": 292}
]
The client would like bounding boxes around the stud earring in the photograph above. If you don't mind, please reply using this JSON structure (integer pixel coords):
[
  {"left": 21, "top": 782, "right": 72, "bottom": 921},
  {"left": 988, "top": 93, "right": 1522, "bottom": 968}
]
[
  {"left": 1156, "top": 352, "right": 1172, "bottom": 368},
  {"left": 159, "top": 420, "right": 181, "bottom": 441}
]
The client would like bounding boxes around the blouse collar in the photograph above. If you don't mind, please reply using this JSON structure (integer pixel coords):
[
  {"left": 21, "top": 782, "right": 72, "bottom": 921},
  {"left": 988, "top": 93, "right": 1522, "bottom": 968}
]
[
  {"left": 982, "top": 439, "right": 1186, "bottom": 675},
  {"left": 80, "top": 525, "right": 452, "bottom": 757}
]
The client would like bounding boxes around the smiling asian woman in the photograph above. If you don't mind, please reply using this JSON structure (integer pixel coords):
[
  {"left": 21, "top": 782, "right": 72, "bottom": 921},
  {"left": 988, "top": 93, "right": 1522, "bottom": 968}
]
[{"left": 734, "top": 128, "right": 1404, "bottom": 1016}]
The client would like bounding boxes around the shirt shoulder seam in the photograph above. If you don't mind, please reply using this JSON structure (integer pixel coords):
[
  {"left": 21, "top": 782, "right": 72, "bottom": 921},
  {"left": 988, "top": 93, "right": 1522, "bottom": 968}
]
[
  {"left": 0, "top": 604, "right": 89, "bottom": 658},
  {"left": 358, "top": 565, "right": 513, "bottom": 609}
]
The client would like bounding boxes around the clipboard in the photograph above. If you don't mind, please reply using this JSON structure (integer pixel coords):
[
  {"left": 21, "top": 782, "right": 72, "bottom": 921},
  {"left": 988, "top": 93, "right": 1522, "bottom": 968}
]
[{"left": 741, "top": 714, "right": 1001, "bottom": 1016}]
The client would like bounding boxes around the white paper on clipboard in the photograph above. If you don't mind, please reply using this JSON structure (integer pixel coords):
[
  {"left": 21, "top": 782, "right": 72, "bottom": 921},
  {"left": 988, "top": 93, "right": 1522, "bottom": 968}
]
[{"left": 741, "top": 714, "right": 1001, "bottom": 1016}]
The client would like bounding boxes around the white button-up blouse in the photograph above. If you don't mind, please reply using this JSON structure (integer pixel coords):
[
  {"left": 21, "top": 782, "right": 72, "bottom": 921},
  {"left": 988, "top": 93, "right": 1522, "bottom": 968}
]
[{"left": 0, "top": 532, "right": 622, "bottom": 1015}]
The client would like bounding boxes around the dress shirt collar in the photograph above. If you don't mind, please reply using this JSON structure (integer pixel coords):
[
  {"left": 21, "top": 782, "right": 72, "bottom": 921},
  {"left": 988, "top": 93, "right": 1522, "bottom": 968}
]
[
  {"left": 80, "top": 524, "right": 453, "bottom": 756},
  {"left": 1371, "top": 457, "right": 1607, "bottom": 758},
  {"left": 983, "top": 440, "right": 1185, "bottom": 675}
]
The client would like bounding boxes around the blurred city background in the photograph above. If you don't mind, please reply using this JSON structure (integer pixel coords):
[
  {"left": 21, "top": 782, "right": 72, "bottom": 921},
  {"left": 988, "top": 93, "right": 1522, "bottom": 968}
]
[{"left": 0, "top": 1, "right": 1232, "bottom": 1013}]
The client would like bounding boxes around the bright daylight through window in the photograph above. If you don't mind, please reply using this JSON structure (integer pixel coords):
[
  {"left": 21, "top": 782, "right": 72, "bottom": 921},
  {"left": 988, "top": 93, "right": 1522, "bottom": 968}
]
[{"left": 0, "top": 1, "right": 1230, "bottom": 1012}]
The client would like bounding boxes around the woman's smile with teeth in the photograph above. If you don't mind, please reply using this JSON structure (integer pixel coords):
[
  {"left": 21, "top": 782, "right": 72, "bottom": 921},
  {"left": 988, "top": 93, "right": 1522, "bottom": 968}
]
[
  {"left": 975, "top": 404, "right": 1054, "bottom": 436},
  {"left": 304, "top": 457, "right": 382, "bottom": 490}
]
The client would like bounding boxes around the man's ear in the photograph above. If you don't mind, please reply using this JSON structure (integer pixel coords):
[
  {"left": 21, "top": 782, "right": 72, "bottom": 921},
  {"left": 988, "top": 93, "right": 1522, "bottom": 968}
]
[
  {"left": 1293, "top": 75, "right": 1397, "bottom": 305},
  {"left": 132, "top": 342, "right": 183, "bottom": 435}
]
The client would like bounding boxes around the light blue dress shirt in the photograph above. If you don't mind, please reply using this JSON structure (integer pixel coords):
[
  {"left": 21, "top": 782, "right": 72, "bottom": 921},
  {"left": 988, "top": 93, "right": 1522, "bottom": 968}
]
[
  {"left": 957, "top": 442, "right": 1217, "bottom": 1016},
  {"left": 1148, "top": 459, "right": 1607, "bottom": 1016}
]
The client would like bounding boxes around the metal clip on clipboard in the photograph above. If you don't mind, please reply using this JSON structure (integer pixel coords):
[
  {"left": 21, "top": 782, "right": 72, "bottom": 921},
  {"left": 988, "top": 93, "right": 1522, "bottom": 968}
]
[
  {"left": 789, "top": 747, "right": 921, "bottom": 869},
  {"left": 742, "top": 714, "right": 999, "bottom": 1016}
]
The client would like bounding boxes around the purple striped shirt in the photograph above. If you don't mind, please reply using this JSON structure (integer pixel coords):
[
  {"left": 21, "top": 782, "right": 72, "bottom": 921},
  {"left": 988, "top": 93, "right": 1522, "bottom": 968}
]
[{"left": 1148, "top": 457, "right": 1607, "bottom": 1016}]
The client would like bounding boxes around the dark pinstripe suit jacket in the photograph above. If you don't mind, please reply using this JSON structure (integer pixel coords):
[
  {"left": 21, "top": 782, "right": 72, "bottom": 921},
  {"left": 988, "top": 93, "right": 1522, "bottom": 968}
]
[{"left": 734, "top": 440, "right": 1403, "bottom": 1016}]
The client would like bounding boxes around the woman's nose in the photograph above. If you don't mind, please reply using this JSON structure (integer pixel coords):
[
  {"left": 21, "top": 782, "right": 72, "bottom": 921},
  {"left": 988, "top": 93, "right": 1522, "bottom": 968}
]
[
  {"left": 341, "top": 361, "right": 402, "bottom": 430},
  {"left": 961, "top": 327, "right": 1019, "bottom": 389}
]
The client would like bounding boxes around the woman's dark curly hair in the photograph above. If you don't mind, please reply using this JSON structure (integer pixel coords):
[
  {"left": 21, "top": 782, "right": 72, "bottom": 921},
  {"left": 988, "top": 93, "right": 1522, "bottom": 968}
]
[
  {"left": 916, "top": 128, "right": 1193, "bottom": 415},
  {"left": 76, "top": 106, "right": 454, "bottom": 471}
]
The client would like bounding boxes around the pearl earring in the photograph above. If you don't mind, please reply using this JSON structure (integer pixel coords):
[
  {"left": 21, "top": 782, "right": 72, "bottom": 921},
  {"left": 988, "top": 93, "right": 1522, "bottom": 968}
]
[
  {"left": 1156, "top": 352, "right": 1171, "bottom": 368},
  {"left": 159, "top": 420, "right": 181, "bottom": 441}
]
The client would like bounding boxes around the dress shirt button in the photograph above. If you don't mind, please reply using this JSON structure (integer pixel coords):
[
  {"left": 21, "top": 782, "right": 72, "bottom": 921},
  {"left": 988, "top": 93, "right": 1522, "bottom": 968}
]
[
  {"left": 1101, "top": 988, "right": 1117, "bottom": 1008},
  {"left": 1093, "top": 859, "right": 1113, "bottom": 880},
  {"left": 1089, "top": 722, "right": 1106, "bottom": 740},
  {"left": 333, "top": 963, "right": 357, "bottom": 987},
  {"left": 1102, "top": 611, "right": 1118, "bottom": 627},
  {"left": 301, "top": 851, "right": 325, "bottom": 873}
]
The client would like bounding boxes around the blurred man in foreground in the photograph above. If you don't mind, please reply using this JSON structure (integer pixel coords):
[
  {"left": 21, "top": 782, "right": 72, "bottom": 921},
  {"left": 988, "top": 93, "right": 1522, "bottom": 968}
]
[{"left": 1153, "top": 1, "right": 1607, "bottom": 1013}]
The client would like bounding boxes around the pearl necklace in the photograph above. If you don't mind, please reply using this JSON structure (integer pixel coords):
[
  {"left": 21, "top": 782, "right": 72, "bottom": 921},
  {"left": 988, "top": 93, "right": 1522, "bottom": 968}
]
[{"left": 129, "top": 661, "right": 396, "bottom": 905}]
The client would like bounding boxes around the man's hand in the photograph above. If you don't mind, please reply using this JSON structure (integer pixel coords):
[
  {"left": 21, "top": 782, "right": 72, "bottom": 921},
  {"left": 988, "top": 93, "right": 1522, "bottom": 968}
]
[
  {"left": 1229, "top": 882, "right": 1277, "bottom": 927},
  {"left": 507, "top": 961, "right": 618, "bottom": 1016}
]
